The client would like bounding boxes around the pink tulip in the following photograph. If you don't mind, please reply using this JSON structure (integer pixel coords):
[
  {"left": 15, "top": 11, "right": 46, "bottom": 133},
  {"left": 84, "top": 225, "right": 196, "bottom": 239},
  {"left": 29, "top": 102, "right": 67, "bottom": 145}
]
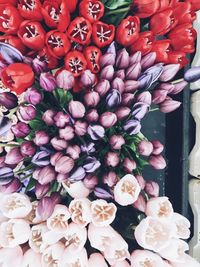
[
  {"left": 100, "top": 65, "right": 114, "bottom": 80},
  {"left": 135, "top": 175, "right": 146, "bottom": 190},
  {"left": 50, "top": 152, "right": 63, "bottom": 166},
  {"left": 20, "top": 141, "right": 36, "bottom": 157},
  {"left": 55, "top": 156, "right": 74, "bottom": 174},
  {"left": 131, "top": 250, "right": 165, "bottom": 267},
  {"left": 86, "top": 109, "right": 99, "bottom": 122},
  {"left": 137, "top": 140, "right": 153, "bottom": 156},
  {"left": 68, "top": 100, "right": 86, "bottom": 118},
  {"left": 133, "top": 194, "right": 146, "bottom": 213},
  {"left": 56, "top": 69, "right": 75, "bottom": 90},
  {"left": 109, "top": 135, "right": 125, "bottom": 150},
  {"left": 42, "top": 109, "right": 56, "bottom": 125},
  {"left": 84, "top": 91, "right": 100, "bottom": 107},
  {"left": 115, "top": 107, "right": 131, "bottom": 120},
  {"left": 122, "top": 93, "right": 135, "bottom": 106},
  {"left": 66, "top": 145, "right": 81, "bottom": 160},
  {"left": 105, "top": 152, "right": 120, "bottom": 167},
  {"left": 33, "top": 166, "right": 56, "bottom": 185},
  {"left": 103, "top": 171, "right": 118, "bottom": 187},
  {"left": 137, "top": 91, "right": 152, "bottom": 105},
  {"left": 0, "top": 178, "right": 21, "bottom": 194},
  {"left": 57, "top": 173, "right": 69, "bottom": 182},
  {"left": 33, "top": 130, "right": 49, "bottom": 146},
  {"left": 35, "top": 183, "right": 50, "bottom": 199},
  {"left": 51, "top": 137, "right": 68, "bottom": 151},
  {"left": 149, "top": 155, "right": 167, "bottom": 169},
  {"left": 145, "top": 181, "right": 160, "bottom": 197},
  {"left": 83, "top": 174, "right": 98, "bottom": 189},
  {"left": 123, "top": 158, "right": 137, "bottom": 172},
  {"left": 59, "top": 126, "right": 75, "bottom": 141},
  {"left": 89, "top": 253, "right": 108, "bottom": 267},
  {"left": 81, "top": 69, "right": 96, "bottom": 87},
  {"left": 112, "top": 77, "right": 125, "bottom": 93},
  {"left": 5, "top": 147, "right": 23, "bottom": 165},
  {"left": 100, "top": 112, "right": 117, "bottom": 128},
  {"left": 95, "top": 79, "right": 110, "bottom": 96},
  {"left": 152, "top": 140, "right": 164, "bottom": 155},
  {"left": 54, "top": 112, "right": 70, "bottom": 128},
  {"left": 74, "top": 120, "right": 88, "bottom": 136}
]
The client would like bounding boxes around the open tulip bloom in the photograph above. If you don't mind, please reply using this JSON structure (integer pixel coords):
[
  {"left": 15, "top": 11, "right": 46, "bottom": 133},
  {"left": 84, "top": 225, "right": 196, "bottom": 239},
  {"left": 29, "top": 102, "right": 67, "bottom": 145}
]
[{"left": 0, "top": 0, "right": 199, "bottom": 266}]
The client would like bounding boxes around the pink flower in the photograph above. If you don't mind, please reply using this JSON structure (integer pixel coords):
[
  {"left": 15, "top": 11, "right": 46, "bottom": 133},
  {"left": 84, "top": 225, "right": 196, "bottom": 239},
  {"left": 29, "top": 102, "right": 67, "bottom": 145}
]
[
  {"left": 69, "top": 198, "right": 91, "bottom": 227},
  {"left": 114, "top": 174, "right": 141, "bottom": 206},
  {"left": 55, "top": 156, "right": 74, "bottom": 174},
  {"left": 145, "top": 197, "right": 174, "bottom": 220},
  {"left": 130, "top": 250, "right": 165, "bottom": 267},
  {"left": 60, "top": 247, "right": 88, "bottom": 267},
  {"left": 89, "top": 253, "right": 108, "bottom": 267},
  {"left": 145, "top": 181, "right": 160, "bottom": 197},
  {"left": 105, "top": 152, "right": 120, "bottom": 167},
  {"left": 68, "top": 100, "right": 86, "bottom": 118},
  {"left": 172, "top": 212, "right": 190, "bottom": 239},
  {"left": 41, "top": 242, "right": 65, "bottom": 267},
  {"left": 103, "top": 172, "right": 118, "bottom": 187},
  {"left": 22, "top": 249, "right": 42, "bottom": 267},
  {"left": 66, "top": 145, "right": 81, "bottom": 160},
  {"left": 100, "top": 112, "right": 117, "bottom": 128},
  {"left": 0, "top": 246, "right": 23, "bottom": 267},
  {"left": 123, "top": 158, "right": 136, "bottom": 172},
  {"left": 63, "top": 181, "right": 90, "bottom": 199},
  {"left": 133, "top": 194, "right": 146, "bottom": 213},
  {"left": 109, "top": 135, "right": 125, "bottom": 150}
]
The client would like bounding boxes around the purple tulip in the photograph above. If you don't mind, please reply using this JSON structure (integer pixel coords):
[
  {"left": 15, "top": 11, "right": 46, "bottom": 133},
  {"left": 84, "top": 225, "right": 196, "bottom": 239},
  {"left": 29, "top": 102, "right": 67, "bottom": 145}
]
[
  {"left": 144, "top": 64, "right": 164, "bottom": 83},
  {"left": 83, "top": 174, "right": 98, "bottom": 189},
  {"left": 40, "top": 72, "right": 57, "bottom": 92},
  {"left": 35, "top": 183, "right": 50, "bottom": 199},
  {"left": 100, "top": 53, "right": 116, "bottom": 67},
  {"left": 132, "top": 102, "right": 149, "bottom": 120},
  {"left": 84, "top": 91, "right": 100, "bottom": 107},
  {"left": 129, "top": 51, "right": 142, "bottom": 65},
  {"left": 126, "top": 62, "right": 141, "bottom": 80},
  {"left": 124, "top": 119, "right": 141, "bottom": 135},
  {"left": 95, "top": 79, "right": 110, "bottom": 96},
  {"left": 69, "top": 167, "right": 86, "bottom": 181},
  {"left": 0, "top": 178, "right": 21, "bottom": 193},
  {"left": 42, "top": 109, "right": 56, "bottom": 126},
  {"left": 32, "top": 57, "right": 47, "bottom": 74},
  {"left": 12, "top": 122, "right": 30, "bottom": 138},
  {"left": 106, "top": 89, "right": 121, "bottom": 108},
  {"left": 137, "top": 92, "right": 152, "bottom": 105},
  {"left": 124, "top": 80, "right": 140, "bottom": 92},
  {"left": 170, "top": 81, "right": 188, "bottom": 95},
  {"left": 81, "top": 142, "right": 95, "bottom": 155},
  {"left": 94, "top": 187, "right": 113, "bottom": 199},
  {"left": 156, "top": 83, "right": 175, "bottom": 93},
  {"left": 17, "top": 105, "right": 36, "bottom": 122},
  {"left": 112, "top": 78, "right": 125, "bottom": 93},
  {"left": 137, "top": 140, "right": 153, "bottom": 156},
  {"left": 87, "top": 125, "right": 105, "bottom": 140},
  {"left": 51, "top": 192, "right": 61, "bottom": 205},
  {"left": 80, "top": 70, "right": 96, "bottom": 88},
  {"left": 66, "top": 145, "right": 81, "bottom": 160},
  {"left": 20, "top": 141, "right": 36, "bottom": 157},
  {"left": 86, "top": 109, "right": 99, "bottom": 123},
  {"left": 0, "top": 42, "right": 24, "bottom": 64},
  {"left": 0, "top": 92, "right": 18, "bottom": 109},
  {"left": 122, "top": 93, "right": 135, "bottom": 106},
  {"left": 141, "top": 52, "right": 156, "bottom": 70},
  {"left": 54, "top": 112, "right": 70, "bottom": 128},
  {"left": 159, "top": 64, "right": 180, "bottom": 82},
  {"left": 37, "top": 196, "right": 56, "bottom": 220},
  {"left": 50, "top": 152, "right": 63, "bottom": 166},
  {"left": 100, "top": 65, "right": 114, "bottom": 81},
  {"left": 138, "top": 73, "right": 154, "bottom": 89},
  {"left": 56, "top": 69, "right": 75, "bottom": 90},
  {"left": 184, "top": 66, "right": 200, "bottom": 82},
  {"left": 83, "top": 156, "right": 101, "bottom": 173},
  {"left": 114, "top": 69, "right": 125, "bottom": 80},
  {"left": 0, "top": 167, "right": 14, "bottom": 185},
  {"left": 0, "top": 116, "right": 12, "bottom": 136},
  {"left": 33, "top": 166, "right": 56, "bottom": 185},
  {"left": 106, "top": 41, "right": 116, "bottom": 56},
  {"left": 55, "top": 156, "right": 74, "bottom": 174},
  {"left": 159, "top": 99, "right": 181, "bottom": 113},
  {"left": 25, "top": 87, "right": 43, "bottom": 105},
  {"left": 32, "top": 150, "right": 50, "bottom": 167},
  {"left": 34, "top": 131, "right": 49, "bottom": 146},
  {"left": 5, "top": 147, "right": 23, "bottom": 165},
  {"left": 152, "top": 90, "right": 168, "bottom": 104},
  {"left": 116, "top": 107, "right": 131, "bottom": 120},
  {"left": 116, "top": 48, "right": 129, "bottom": 69},
  {"left": 149, "top": 155, "right": 166, "bottom": 170}
]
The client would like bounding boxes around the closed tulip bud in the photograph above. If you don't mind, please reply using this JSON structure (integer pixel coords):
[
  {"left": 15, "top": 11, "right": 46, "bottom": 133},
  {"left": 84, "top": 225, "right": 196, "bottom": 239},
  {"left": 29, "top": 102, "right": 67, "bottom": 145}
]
[
  {"left": 17, "top": 105, "right": 36, "bottom": 122},
  {"left": 59, "top": 126, "right": 74, "bottom": 141},
  {"left": 20, "top": 141, "right": 36, "bottom": 157},
  {"left": 126, "top": 62, "right": 141, "bottom": 80},
  {"left": 116, "top": 107, "right": 131, "bottom": 120},
  {"left": 145, "top": 181, "right": 159, "bottom": 197},
  {"left": 151, "top": 140, "right": 164, "bottom": 155},
  {"left": 33, "top": 166, "right": 56, "bottom": 185},
  {"left": 116, "top": 48, "right": 130, "bottom": 69},
  {"left": 100, "top": 112, "right": 117, "bottom": 128},
  {"left": 123, "top": 158, "right": 137, "bottom": 172},
  {"left": 122, "top": 93, "right": 135, "bottom": 106},
  {"left": 112, "top": 78, "right": 125, "bottom": 93},
  {"left": 159, "top": 99, "right": 181, "bottom": 113},
  {"left": 152, "top": 90, "right": 168, "bottom": 104},
  {"left": 124, "top": 80, "right": 140, "bottom": 92},
  {"left": 55, "top": 156, "right": 74, "bottom": 174},
  {"left": 184, "top": 66, "right": 200, "bottom": 82},
  {"left": 95, "top": 79, "right": 110, "bottom": 96},
  {"left": 106, "top": 89, "right": 121, "bottom": 108},
  {"left": 50, "top": 137, "right": 68, "bottom": 151},
  {"left": 114, "top": 69, "right": 126, "bottom": 80},
  {"left": 107, "top": 41, "right": 116, "bottom": 56},
  {"left": 35, "top": 183, "right": 50, "bottom": 199},
  {"left": 57, "top": 173, "right": 68, "bottom": 182},
  {"left": 133, "top": 194, "right": 146, "bottom": 212},
  {"left": 74, "top": 120, "right": 88, "bottom": 136},
  {"left": 25, "top": 87, "right": 43, "bottom": 105},
  {"left": 100, "top": 65, "right": 114, "bottom": 81},
  {"left": 56, "top": 69, "right": 75, "bottom": 90},
  {"left": 157, "top": 83, "right": 175, "bottom": 93},
  {"left": 12, "top": 122, "right": 30, "bottom": 138},
  {"left": 81, "top": 70, "right": 96, "bottom": 88},
  {"left": 0, "top": 92, "right": 18, "bottom": 109},
  {"left": 39, "top": 72, "right": 57, "bottom": 92},
  {"left": 50, "top": 192, "right": 61, "bottom": 205},
  {"left": 37, "top": 196, "right": 55, "bottom": 220},
  {"left": 69, "top": 167, "right": 86, "bottom": 181},
  {"left": 129, "top": 51, "right": 142, "bottom": 65},
  {"left": 105, "top": 152, "right": 120, "bottom": 167},
  {"left": 0, "top": 156, "right": 5, "bottom": 168},
  {"left": 137, "top": 140, "right": 153, "bottom": 156},
  {"left": 141, "top": 52, "right": 156, "bottom": 69},
  {"left": 81, "top": 142, "right": 95, "bottom": 154},
  {"left": 100, "top": 53, "right": 116, "bottom": 67},
  {"left": 124, "top": 119, "right": 141, "bottom": 135},
  {"left": 83, "top": 156, "right": 101, "bottom": 173},
  {"left": 5, "top": 147, "right": 23, "bottom": 165},
  {"left": 42, "top": 109, "right": 56, "bottom": 125},
  {"left": 94, "top": 187, "right": 113, "bottom": 199},
  {"left": 32, "top": 57, "right": 47, "bottom": 74},
  {"left": 109, "top": 135, "right": 125, "bottom": 150},
  {"left": 87, "top": 125, "right": 105, "bottom": 140},
  {"left": 32, "top": 150, "right": 50, "bottom": 167},
  {"left": 66, "top": 145, "right": 81, "bottom": 160},
  {"left": 170, "top": 81, "right": 188, "bottom": 95},
  {"left": 0, "top": 167, "right": 14, "bottom": 185},
  {"left": 34, "top": 131, "right": 49, "bottom": 146},
  {"left": 137, "top": 92, "right": 152, "bottom": 105},
  {"left": 50, "top": 152, "right": 63, "bottom": 166},
  {"left": 132, "top": 103, "right": 149, "bottom": 120},
  {"left": 0, "top": 178, "right": 21, "bottom": 193},
  {"left": 86, "top": 109, "right": 99, "bottom": 123},
  {"left": 54, "top": 112, "right": 70, "bottom": 128},
  {"left": 139, "top": 73, "right": 153, "bottom": 89},
  {"left": 103, "top": 171, "right": 118, "bottom": 187},
  {"left": 84, "top": 91, "right": 100, "bottom": 107},
  {"left": 149, "top": 155, "right": 166, "bottom": 169},
  {"left": 135, "top": 175, "right": 146, "bottom": 190},
  {"left": 83, "top": 174, "right": 98, "bottom": 189},
  {"left": 159, "top": 64, "right": 180, "bottom": 82},
  {"left": 68, "top": 100, "right": 86, "bottom": 118}
]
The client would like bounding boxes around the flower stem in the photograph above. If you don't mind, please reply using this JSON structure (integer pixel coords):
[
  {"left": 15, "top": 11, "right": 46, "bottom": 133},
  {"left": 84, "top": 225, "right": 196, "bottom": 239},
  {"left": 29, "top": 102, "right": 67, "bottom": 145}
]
[
  {"left": 171, "top": 78, "right": 184, "bottom": 84},
  {"left": 106, "top": 6, "right": 130, "bottom": 15},
  {"left": 0, "top": 143, "right": 19, "bottom": 147},
  {"left": 149, "top": 108, "right": 159, "bottom": 112},
  {"left": 15, "top": 164, "right": 34, "bottom": 175}
]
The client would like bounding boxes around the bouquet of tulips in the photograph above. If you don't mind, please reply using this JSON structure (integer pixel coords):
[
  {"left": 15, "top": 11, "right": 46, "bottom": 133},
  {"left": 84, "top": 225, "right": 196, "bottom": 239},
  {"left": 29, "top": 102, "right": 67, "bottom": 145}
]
[{"left": 0, "top": 0, "right": 200, "bottom": 266}]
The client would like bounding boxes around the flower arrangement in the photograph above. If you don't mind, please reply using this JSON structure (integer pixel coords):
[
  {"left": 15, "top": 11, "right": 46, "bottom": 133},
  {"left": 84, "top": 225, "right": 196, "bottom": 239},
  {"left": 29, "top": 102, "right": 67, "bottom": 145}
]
[{"left": 0, "top": 0, "right": 200, "bottom": 266}]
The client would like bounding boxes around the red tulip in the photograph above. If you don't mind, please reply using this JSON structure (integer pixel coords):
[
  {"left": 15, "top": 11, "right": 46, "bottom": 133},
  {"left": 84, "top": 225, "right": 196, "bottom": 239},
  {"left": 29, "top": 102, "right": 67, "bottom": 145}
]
[
  {"left": 173, "top": 2, "right": 196, "bottom": 25},
  {"left": 132, "top": 0, "right": 160, "bottom": 18},
  {"left": 130, "top": 31, "right": 155, "bottom": 56},
  {"left": 151, "top": 40, "right": 171, "bottom": 63},
  {"left": 0, "top": 35, "right": 26, "bottom": 54},
  {"left": 186, "top": 0, "right": 200, "bottom": 12},
  {"left": 67, "top": 0, "right": 77, "bottom": 13},
  {"left": 18, "top": 0, "right": 43, "bottom": 21},
  {"left": 168, "top": 51, "right": 189, "bottom": 68},
  {"left": 158, "top": 0, "right": 179, "bottom": 11}
]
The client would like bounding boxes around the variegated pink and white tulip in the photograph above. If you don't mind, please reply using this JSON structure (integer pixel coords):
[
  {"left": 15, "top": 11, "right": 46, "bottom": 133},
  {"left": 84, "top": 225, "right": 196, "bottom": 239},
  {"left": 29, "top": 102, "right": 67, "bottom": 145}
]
[
  {"left": 130, "top": 250, "right": 165, "bottom": 267},
  {"left": 88, "top": 253, "right": 108, "bottom": 267},
  {"left": 62, "top": 181, "right": 90, "bottom": 198},
  {"left": 172, "top": 213, "right": 191, "bottom": 239},
  {"left": 69, "top": 198, "right": 91, "bottom": 227}
]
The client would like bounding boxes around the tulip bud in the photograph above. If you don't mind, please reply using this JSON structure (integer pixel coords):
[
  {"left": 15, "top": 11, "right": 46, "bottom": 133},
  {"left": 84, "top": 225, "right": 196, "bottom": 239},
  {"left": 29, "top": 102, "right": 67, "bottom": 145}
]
[
  {"left": 137, "top": 92, "right": 152, "bottom": 105},
  {"left": 81, "top": 142, "right": 95, "bottom": 154},
  {"left": 57, "top": 173, "right": 68, "bottom": 183},
  {"left": 59, "top": 126, "right": 74, "bottom": 141},
  {"left": 0, "top": 156, "right": 5, "bottom": 168},
  {"left": 25, "top": 87, "right": 43, "bottom": 105},
  {"left": 109, "top": 135, "right": 125, "bottom": 150},
  {"left": 135, "top": 175, "right": 146, "bottom": 190},
  {"left": 184, "top": 66, "right": 200, "bottom": 82},
  {"left": 126, "top": 62, "right": 141, "bottom": 80},
  {"left": 69, "top": 167, "right": 86, "bottom": 181},
  {"left": 129, "top": 51, "right": 142, "bottom": 65},
  {"left": 159, "top": 64, "right": 180, "bottom": 82},
  {"left": 84, "top": 91, "right": 100, "bottom": 107},
  {"left": 139, "top": 73, "right": 153, "bottom": 89},
  {"left": 137, "top": 140, "right": 153, "bottom": 156},
  {"left": 39, "top": 72, "right": 57, "bottom": 92},
  {"left": 151, "top": 140, "right": 164, "bottom": 155},
  {"left": 100, "top": 65, "right": 114, "bottom": 81},
  {"left": 124, "top": 80, "right": 140, "bottom": 92},
  {"left": 100, "top": 53, "right": 116, "bottom": 67},
  {"left": 0, "top": 92, "right": 18, "bottom": 109},
  {"left": 106, "top": 89, "right": 121, "bottom": 108},
  {"left": 20, "top": 141, "right": 36, "bottom": 157},
  {"left": 112, "top": 78, "right": 125, "bottom": 93},
  {"left": 54, "top": 112, "right": 70, "bottom": 128},
  {"left": 34, "top": 131, "right": 49, "bottom": 146},
  {"left": 116, "top": 48, "right": 130, "bottom": 69},
  {"left": 33, "top": 166, "right": 56, "bottom": 185},
  {"left": 95, "top": 79, "right": 110, "bottom": 96},
  {"left": 5, "top": 147, "right": 23, "bottom": 165},
  {"left": 68, "top": 100, "right": 85, "bottom": 118},
  {"left": 149, "top": 155, "right": 166, "bottom": 169},
  {"left": 0, "top": 167, "right": 14, "bottom": 185},
  {"left": 51, "top": 137, "right": 68, "bottom": 151},
  {"left": 37, "top": 196, "right": 55, "bottom": 220},
  {"left": 124, "top": 119, "right": 141, "bottom": 135},
  {"left": 103, "top": 171, "right": 118, "bottom": 187},
  {"left": 32, "top": 57, "right": 47, "bottom": 74},
  {"left": 159, "top": 99, "right": 181, "bottom": 113},
  {"left": 123, "top": 158, "right": 137, "bottom": 172},
  {"left": 83, "top": 156, "right": 101, "bottom": 173},
  {"left": 42, "top": 109, "right": 56, "bottom": 126},
  {"left": 145, "top": 181, "right": 159, "bottom": 197},
  {"left": 87, "top": 125, "right": 105, "bottom": 140},
  {"left": 32, "top": 150, "right": 50, "bottom": 167},
  {"left": 100, "top": 112, "right": 117, "bottom": 128},
  {"left": 17, "top": 105, "right": 36, "bottom": 122},
  {"left": 116, "top": 107, "right": 131, "bottom": 120},
  {"left": 35, "top": 183, "right": 50, "bottom": 199},
  {"left": 170, "top": 81, "right": 188, "bottom": 95},
  {"left": 74, "top": 120, "right": 88, "bottom": 136},
  {"left": 86, "top": 109, "right": 99, "bottom": 122},
  {"left": 66, "top": 145, "right": 81, "bottom": 160},
  {"left": 141, "top": 52, "right": 156, "bottom": 69},
  {"left": 107, "top": 41, "right": 116, "bottom": 56},
  {"left": 132, "top": 103, "right": 149, "bottom": 120},
  {"left": 50, "top": 152, "right": 63, "bottom": 166},
  {"left": 0, "top": 178, "right": 21, "bottom": 193},
  {"left": 12, "top": 122, "right": 30, "bottom": 138},
  {"left": 105, "top": 152, "right": 120, "bottom": 167},
  {"left": 114, "top": 69, "right": 125, "bottom": 80},
  {"left": 80, "top": 70, "right": 96, "bottom": 88},
  {"left": 157, "top": 83, "right": 175, "bottom": 93},
  {"left": 50, "top": 192, "right": 61, "bottom": 205},
  {"left": 55, "top": 156, "right": 74, "bottom": 174},
  {"left": 122, "top": 93, "right": 135, "bottom": 106},
  {"left": 83, "top": 174, "right": 98, "bottom": 189},
  {"left": 133, "top": 194, "right": 146, "bottom": 212},
  {"left": 152, "top": 90, "right": 168, "bottom": 104},
  {"left": 56, "top": 69, "right": 75, "bottom": 90},
  {"left": 94, "top": 187, "right": 113, "bottom": 199}
]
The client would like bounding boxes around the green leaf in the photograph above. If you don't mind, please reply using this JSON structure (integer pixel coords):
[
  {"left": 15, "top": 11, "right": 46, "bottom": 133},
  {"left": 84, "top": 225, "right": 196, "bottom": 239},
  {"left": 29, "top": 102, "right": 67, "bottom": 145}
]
[
  {"left": 53, "top": 88, "right": 73, "bottom": 108},
  {"left": 104, "top": 0, "right": 132, "bottom": 10},
  {"left": 29, "top": 119, "right": 46, "bottom": 130},
  {"left": 25, "top": 178, "right": 36, "bottom": 192}
]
